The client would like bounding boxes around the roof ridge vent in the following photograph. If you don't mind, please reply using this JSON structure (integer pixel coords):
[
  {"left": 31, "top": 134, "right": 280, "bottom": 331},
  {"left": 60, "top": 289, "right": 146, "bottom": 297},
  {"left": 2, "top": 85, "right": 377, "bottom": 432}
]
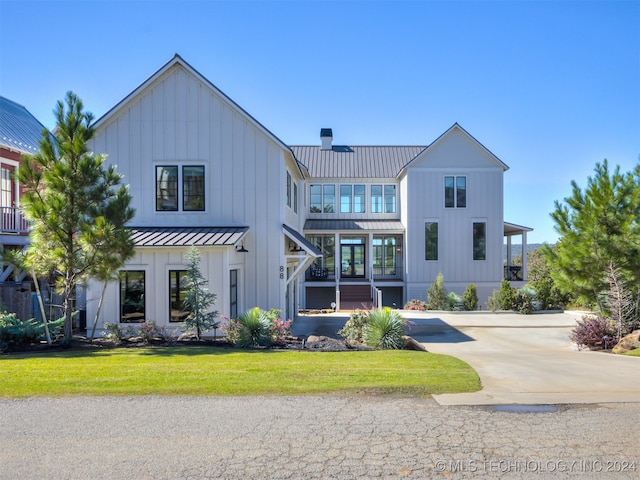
[{"left": 320, "top": 128, "right": 333, "bottom": 150}]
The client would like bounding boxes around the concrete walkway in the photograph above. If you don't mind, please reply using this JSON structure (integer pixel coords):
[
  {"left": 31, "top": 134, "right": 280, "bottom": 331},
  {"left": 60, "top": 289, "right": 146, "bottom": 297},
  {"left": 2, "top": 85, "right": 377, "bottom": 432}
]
[{"left": 293, "top": 310, "right": 640, "bottom": 406}]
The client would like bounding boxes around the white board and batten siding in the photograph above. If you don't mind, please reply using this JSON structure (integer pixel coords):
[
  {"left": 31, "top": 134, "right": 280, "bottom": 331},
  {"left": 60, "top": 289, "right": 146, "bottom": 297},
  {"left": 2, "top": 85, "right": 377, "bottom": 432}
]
[
  {"left": 86, "top": 59, "right": 292, "bottom": 331},
  {"left": 402, "top": 126, "right": 506, "bottom": 306}
]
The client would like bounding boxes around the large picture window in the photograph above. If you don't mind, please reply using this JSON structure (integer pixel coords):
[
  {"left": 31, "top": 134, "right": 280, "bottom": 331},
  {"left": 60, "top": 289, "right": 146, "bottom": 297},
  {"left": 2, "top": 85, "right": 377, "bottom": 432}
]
[
  {"left": 119, "top": 270, "right": 145, "bottom": 323},
  {"left": 169, "top": 270, "right": 190, "bottom": 323},
  {"left": 445, "top": 176, "right": 466, "bottom": 208},
  {"left": 308, "top": 235, "right": 335, "bottom": 274},
  {"left": 425, "top": 222, "right": 438, "bottom": 260},
  {"left": 473, "top": 222, "right": 486, "bottom": 260},
  {"left": 372, "top": 184, "right": 396, "bottom": 213},
  {"left": 156, "top": 165, "right": 205, "bottom": 211}
]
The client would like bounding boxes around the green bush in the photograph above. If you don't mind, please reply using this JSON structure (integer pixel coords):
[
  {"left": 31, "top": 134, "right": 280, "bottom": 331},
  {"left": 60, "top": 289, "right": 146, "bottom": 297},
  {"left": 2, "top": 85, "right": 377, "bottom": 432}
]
[
  {"left": 462, "top": 284, "right": 478, "bottom": 311},
  {"left": 512, "top": 285, "right": 538, "bottom": 314},
  {"left": 0, "top": 313, "right": 63, "bottom": 348},
  {"left": 338, "top": 310, "right": 369, "bottom": 345},
  {"left": 364, "top": 307, "right": 406, "bottom": 349},
  {"left": 427, "top": 273, "right": 446, "bottom": 310},
  {"left": 235, "top": 307, "right": 272, "bottom": 348},
  {"left": 445, "top": 292, "right": 464, "bottom": 311}
]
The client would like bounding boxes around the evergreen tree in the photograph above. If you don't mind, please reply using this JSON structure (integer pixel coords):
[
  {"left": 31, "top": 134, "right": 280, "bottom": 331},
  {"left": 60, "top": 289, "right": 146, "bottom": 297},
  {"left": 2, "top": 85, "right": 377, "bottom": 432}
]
[
  {"left": 544, "top": 160, "right": 640, "bottom": 311},
  {"left": 19, "top": 92, "right": 135, "bottom": 344},
  {"left": 427, "top": 273, "right": 446, "bottom": 310},
  {"left": 182, "top": 245, "right": 219, "bottom": 340}
]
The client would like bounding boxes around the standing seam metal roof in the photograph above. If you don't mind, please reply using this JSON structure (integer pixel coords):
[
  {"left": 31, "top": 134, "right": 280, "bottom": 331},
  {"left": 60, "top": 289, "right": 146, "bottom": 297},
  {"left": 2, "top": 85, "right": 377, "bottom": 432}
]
[
  {"left": 0, "top": 96, "right": 49, "bottom": 154},
  {"left": 128, "top": 226, "right": 248, "bottom": 247},
  {"left": 290, "top": 146, "right": 426, "bottom": 179}
]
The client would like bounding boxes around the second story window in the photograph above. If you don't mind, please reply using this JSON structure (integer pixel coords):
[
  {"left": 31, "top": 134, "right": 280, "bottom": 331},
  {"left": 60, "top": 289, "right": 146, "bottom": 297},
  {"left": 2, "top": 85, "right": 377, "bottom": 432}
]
[
  {"left": 445, "top": 176, "right": 466, "bottom": 208},
  {"left": 371, "top": 184, "right": 396, "bottom": 213},
  {"left": 310, "top": 184, "right": 335, "bottom": 213},
  {"left": 156, "top": 165, "right": 205, "bottom": 212},
  {"left": 340, "top": 185, "right": 352, "bottom": 213},
  {"left": 286, "top": 172, "right": 292, "bottom": 208}
]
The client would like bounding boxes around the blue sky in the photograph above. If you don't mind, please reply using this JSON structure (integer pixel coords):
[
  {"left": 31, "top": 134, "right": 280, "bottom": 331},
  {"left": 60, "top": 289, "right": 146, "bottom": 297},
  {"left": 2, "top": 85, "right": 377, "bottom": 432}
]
[{"left": 1, "top": 0, "right": 638, "bottom": 244}]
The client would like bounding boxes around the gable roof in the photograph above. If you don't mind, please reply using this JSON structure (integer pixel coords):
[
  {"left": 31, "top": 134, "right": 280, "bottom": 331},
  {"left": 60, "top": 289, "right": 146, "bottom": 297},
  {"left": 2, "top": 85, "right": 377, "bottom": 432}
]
[
  {"left": 92, "top": 54, "right": 293, "bottom": 155},
  {"left": 401, "top": 123, "right": 509, "bottom": 173},
  {"left": 0, "top": 96, "right": 49, "bottom": 154},
  {"left": 290, "top": 123, "right": 509, "bottom": 179}
]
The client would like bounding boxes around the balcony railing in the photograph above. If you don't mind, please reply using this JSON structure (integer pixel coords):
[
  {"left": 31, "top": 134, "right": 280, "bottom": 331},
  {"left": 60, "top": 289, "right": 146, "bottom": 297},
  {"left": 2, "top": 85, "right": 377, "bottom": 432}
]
[
  {"left": 505, "top": 265, "right": 522, "bottom": 281},
  {"left": 0, "top": 207, "right": 29, "bottom": 234},
  {"left": 372, "top": 264, "right": 403, "bottom": 280}
]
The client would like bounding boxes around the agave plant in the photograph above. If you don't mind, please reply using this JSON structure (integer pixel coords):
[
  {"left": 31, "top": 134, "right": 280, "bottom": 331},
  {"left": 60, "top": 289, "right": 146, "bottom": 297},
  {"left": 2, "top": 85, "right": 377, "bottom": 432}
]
[
  {"left": 364, "top": 307, "right": 406, "bottom": 349},
  {"left": 236, "top": 307, "right": 272, "bottom": 348}
]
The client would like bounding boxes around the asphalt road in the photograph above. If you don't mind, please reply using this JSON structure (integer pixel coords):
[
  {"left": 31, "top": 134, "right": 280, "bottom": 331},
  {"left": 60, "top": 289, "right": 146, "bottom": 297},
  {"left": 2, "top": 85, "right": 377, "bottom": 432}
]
[{"left": 1, "top": 396, "right": 639, "bottom": 479}]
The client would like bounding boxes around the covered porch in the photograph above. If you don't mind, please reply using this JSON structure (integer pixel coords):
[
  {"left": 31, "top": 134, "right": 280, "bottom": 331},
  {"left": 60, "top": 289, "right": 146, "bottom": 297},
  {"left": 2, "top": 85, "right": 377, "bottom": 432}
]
[{"left": 504, "top": 222, "right": 533, "bottom": 283}]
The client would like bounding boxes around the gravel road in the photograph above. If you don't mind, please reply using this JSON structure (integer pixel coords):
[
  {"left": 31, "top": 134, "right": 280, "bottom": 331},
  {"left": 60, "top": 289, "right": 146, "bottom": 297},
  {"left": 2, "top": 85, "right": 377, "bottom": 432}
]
[{"left": 1, "top": 396, "right": 638, "bottom": 479}]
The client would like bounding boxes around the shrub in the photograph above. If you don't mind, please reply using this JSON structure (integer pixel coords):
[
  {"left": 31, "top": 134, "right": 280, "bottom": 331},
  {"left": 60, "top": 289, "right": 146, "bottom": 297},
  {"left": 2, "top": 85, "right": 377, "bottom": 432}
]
[
  {"left": 445, "top": 292, "right": 464, "bottom": 311},
  {"left": 462, "top": 284, "right": 479, "bottom": 311},
  {"left": 404, "top": 299, "right": 428, "bottom": 311},
  {"left": 139, "top": 320, "right": 161, "bottom": 342},
  {"left": 338, "top": 310, "right": 369, "bottom": 345},
  {"left": 103, "top": 322, "right": 124, "bottom": 343},
  {"left": 364, "top": 307, "right": 406, "bottom": 349},
  {"left": 571, "top": 315, "right": 617, "bottom": 350},
  {"left": 270, "top": 316, "right": 293, "bottom": 345},
  {"left": 0, "top": 313, "right": 63, "bottom": 348},
  {"left": 512, "top": 285, "right": 539, "bottom": 314},
  {"left": 234, "top": 307, "right": 272, "bottom": 348},
  {"left": 427, "top": 273, "right": 446, "bottom": 310},
  {"left": 488, "top": 280, "right": 516, "bottom": 311}
]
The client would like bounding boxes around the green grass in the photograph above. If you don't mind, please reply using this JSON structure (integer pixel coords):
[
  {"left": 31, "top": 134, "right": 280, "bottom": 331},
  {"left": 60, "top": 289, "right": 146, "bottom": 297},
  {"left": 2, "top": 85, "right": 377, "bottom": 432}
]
[
  {"left": 0, "top": 347, "right": 480, "bottom": 398},
  {"left": 623, "top": 348, "right": 640, "bottom": 357}
]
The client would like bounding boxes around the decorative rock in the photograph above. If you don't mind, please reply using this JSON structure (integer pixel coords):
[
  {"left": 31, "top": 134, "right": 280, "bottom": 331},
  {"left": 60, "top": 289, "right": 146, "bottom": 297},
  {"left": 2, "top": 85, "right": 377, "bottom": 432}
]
[
  {"left": 612, "top": 330, "right": 640, "bottom": 354},
  {"left": 403, "top": 336, "right": 428, "bottom": 352}
]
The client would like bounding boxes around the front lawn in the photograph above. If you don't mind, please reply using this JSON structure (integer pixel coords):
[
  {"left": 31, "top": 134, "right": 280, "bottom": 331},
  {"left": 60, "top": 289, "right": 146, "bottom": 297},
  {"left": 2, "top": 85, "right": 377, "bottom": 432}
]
[{"left": 0, "top": 347, "right": 480, "bottom": 398}]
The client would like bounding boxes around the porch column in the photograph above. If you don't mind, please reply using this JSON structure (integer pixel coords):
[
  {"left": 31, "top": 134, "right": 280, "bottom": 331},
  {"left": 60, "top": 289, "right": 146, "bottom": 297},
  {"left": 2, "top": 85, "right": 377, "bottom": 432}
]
[
  {"left": 521, "top": 232, "right": 528, "bottom": 282},
  {"left": 368, "top": 232, "right": 374, "bottom": 283},
  {"left": 506, "top": 235, "right": 512, "bottom": 280}
]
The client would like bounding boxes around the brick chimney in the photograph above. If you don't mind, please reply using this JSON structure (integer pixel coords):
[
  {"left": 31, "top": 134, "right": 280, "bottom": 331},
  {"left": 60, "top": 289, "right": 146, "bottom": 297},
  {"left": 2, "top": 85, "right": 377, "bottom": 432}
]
[{"left": 320, "top": 128, "right": 333, "bottom": 150}]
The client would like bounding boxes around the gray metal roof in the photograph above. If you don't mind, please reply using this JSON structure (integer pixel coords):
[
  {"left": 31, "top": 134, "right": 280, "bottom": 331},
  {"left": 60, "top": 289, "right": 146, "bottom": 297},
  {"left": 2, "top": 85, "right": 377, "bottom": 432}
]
[
  {"left": 0, "top": 96, "right": 49, "bottom": 154},
  {"left": 129, "top": 226, "right": 248, "bottom": 247},
  {"left": 304, "top": 219, "right": 405, "bottom": 232},
  {"left": 282, "top": 224, "right": 322, "bottom": 256},
  {"left": 290, "top": 145, "right": 426, "bottom": 179}
]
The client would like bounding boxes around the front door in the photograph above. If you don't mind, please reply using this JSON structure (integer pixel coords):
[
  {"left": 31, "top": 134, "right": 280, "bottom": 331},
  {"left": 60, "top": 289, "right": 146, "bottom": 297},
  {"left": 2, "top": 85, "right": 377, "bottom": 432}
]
[{"left": 341, "top": 238, "right": 365, "bottom": 278}]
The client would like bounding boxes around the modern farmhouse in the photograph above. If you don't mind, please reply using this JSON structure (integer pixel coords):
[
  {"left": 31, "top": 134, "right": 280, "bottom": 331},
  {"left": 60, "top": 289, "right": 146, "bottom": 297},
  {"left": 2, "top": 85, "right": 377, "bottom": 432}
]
[{"left": 83, "top": 54, "right": 530, "bottom": 333}]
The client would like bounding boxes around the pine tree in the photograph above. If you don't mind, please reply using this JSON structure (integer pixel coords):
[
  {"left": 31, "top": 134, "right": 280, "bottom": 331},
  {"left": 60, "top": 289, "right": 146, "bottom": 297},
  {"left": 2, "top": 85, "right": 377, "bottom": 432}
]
[
  {"left": 182, "top": 245, "right": 219, "bottom": 340},
  {"left": 19, "top": 92, "right": 135, "bottom": 344},
  {"left": 544, "top": 160, "right": 640, "bottom": 311}
]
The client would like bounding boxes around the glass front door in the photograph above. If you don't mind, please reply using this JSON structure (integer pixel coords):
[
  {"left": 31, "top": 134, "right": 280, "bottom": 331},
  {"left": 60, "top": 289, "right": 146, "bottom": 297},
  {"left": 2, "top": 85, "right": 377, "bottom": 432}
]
[{"left": 341, "top": 238, "right": 365, "bottom": 278}]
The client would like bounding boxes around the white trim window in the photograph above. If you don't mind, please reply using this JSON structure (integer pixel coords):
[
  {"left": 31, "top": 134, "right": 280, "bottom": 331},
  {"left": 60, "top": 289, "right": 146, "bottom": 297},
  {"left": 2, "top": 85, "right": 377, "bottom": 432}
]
[
  {"left": 310, "top": 184, "right": 336, "bottom": 213},
  {"left": 371, "top": 184, "right": 396, "bottom": 213}
]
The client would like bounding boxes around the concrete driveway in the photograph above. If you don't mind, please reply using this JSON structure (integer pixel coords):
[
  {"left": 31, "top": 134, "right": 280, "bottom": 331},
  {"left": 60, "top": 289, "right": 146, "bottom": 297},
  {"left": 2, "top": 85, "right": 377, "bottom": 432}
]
[{"left": 293, "top": 311, "right": 640, "bottom": 406}]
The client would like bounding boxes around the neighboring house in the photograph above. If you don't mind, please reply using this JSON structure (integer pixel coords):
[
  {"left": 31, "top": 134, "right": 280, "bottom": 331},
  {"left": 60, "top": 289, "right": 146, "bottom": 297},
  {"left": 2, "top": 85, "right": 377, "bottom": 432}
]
[
  {"left": 0, "top": 97, "right": 39, "bottom": 252},
  {"left": 85, "top": 54, "right": 530, "bottom": 335},
  {"left": 0, "top": 97, "right": 48, "bottom": 318}
]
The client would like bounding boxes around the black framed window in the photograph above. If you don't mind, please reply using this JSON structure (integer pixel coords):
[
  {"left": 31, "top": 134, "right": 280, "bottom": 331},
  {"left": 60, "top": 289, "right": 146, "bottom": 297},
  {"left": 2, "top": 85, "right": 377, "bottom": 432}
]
[
  {"left": 425, "top": 222, "right": 438, "bottom": 260},
  {"left": 445, "top": 176, "right": 466, "bottom": 208},
  {"left": 183, "top": 166, "right": 205, "bottom": 211},
  {"left": 156, "top": 166, "right": 178, "bottom": 211},
  {"left": 169, "top": 270, "right": 190, "bottom": 322},
  {"left": 119, "top": 270, "right": 145, "bottom": 323},
  {"left": 473, "top": 222, "right": 486, "bottom": 260}
]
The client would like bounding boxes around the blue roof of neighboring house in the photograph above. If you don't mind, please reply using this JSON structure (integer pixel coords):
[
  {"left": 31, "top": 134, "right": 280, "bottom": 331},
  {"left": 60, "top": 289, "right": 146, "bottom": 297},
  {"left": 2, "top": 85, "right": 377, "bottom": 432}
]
[{"left": 0, "top": 96, "right": 48, "bottom": 154}]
